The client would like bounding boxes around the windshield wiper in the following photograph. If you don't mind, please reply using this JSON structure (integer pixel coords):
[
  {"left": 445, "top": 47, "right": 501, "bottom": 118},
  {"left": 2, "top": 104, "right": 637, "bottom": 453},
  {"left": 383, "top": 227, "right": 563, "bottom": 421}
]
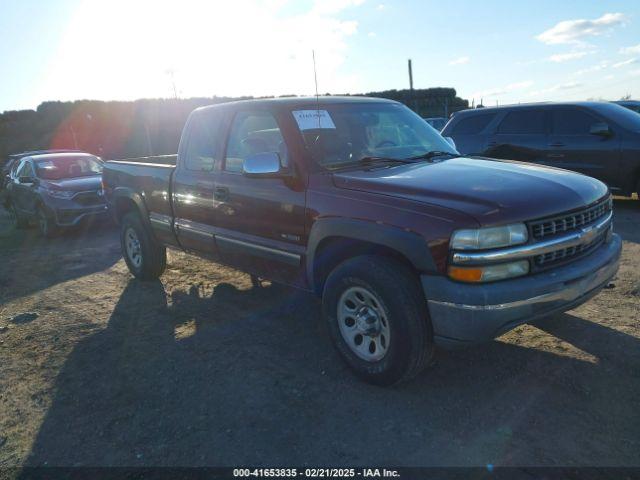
[
  {"left": 405, "top": 151, "right": 459, "bottom": 161},
  {"left": 358, "top": 156, "right": 415, "bottom": 165},
  {"left": 328, "top": 156, "right": 413, "bottom": 171}
]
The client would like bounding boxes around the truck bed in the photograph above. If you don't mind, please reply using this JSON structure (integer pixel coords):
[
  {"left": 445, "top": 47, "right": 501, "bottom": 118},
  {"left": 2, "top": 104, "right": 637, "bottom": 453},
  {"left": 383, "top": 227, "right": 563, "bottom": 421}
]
[
  {"left": 110, "top": 154, "right": 177, "bottom": 166},
  {"left": 102, "top": 157, "right": 176, "bottom": 233}
]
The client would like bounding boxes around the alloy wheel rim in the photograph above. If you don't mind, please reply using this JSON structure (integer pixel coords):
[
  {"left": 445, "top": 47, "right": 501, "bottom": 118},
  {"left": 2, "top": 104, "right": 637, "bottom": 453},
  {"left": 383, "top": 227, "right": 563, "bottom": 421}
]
[
  {"left": 337, "top": 286, "right": 390, "bottom": 362},
  {"left": 125, "top": 227, "right": 142, "bottom": 268}
]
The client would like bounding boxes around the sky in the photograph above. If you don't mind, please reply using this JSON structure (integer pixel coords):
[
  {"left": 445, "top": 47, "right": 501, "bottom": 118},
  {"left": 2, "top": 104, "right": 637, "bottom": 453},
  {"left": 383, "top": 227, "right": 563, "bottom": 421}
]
[{"left": 0, "top": 0, "right": 638, "bottom": 112}]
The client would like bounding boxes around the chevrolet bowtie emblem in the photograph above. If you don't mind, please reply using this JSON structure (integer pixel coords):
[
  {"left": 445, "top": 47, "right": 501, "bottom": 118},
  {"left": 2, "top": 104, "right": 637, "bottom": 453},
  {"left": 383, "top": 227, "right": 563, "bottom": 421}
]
[{"left": 581, "top": 224, "right": 598, "bottom": 244}]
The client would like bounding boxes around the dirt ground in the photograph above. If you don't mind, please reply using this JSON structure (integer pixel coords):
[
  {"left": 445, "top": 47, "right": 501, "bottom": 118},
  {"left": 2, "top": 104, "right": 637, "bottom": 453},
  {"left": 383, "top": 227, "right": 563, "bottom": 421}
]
[{"left": 0, "top": 199, "right": 638, "bottom": 468}]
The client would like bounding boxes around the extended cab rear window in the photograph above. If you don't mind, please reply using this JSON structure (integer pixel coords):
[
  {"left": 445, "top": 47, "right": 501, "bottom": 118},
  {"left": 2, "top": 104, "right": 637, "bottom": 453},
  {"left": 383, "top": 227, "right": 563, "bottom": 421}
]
[
  {"left": 184, "top": 111, "right": 225, "bottom": 171},
  {"left": 451, "top": 113, "right": 496, "bottom": 134}
]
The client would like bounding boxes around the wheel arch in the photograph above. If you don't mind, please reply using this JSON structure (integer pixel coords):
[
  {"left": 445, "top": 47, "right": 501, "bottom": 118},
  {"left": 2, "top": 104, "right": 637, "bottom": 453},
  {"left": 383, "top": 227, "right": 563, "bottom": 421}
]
[
  {"left": 306, "top": 218, "right": 435, "bottom": 295},
  {"left": 110, "top": 188, "right": 151, "bottom": 228}
]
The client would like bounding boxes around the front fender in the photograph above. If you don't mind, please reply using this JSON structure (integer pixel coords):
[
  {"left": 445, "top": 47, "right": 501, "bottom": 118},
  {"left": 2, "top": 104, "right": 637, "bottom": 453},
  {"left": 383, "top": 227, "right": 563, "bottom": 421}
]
[{"left": 306, "top": 217, "right": 436, "bottom": 290}]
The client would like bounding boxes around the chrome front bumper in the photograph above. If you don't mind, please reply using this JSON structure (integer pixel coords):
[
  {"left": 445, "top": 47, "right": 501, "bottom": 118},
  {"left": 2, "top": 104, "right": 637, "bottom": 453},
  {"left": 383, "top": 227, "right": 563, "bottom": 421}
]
[{"left": 422, "top": 233, "right": 622, "bottom": 347}]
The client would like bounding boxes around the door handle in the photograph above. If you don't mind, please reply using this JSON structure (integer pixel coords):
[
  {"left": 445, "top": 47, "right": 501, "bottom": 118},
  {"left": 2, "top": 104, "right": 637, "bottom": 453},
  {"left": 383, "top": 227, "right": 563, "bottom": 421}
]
[
  {"left": 547, "top": 153, "right": 565, "bottom": 158},
  {"left": 549, "top": 142, "right": 565, "bottom": 148},
  {"left": 487, "top": 141, "right": 498, "bottom": 147},
  {"left": 214, "top": 186, "right": 229, "bottom": 201}
]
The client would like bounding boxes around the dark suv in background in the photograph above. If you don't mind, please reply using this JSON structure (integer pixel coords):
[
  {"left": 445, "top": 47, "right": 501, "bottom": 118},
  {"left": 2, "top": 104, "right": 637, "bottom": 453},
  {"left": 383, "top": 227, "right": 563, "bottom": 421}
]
[
  {"left": 442, "top": 102, "right": 640, "bottom": 197},
  {"left": 6, "top": 152, "right": 108, "bottom": 236}
]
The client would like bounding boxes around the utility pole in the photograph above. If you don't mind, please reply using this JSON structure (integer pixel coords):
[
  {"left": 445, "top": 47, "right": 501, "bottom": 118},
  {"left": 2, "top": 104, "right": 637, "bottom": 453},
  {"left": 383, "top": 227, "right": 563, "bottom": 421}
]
[
  {"left": 408, "top": 59, "right": 415, "bottom": 112},
  {"left": 166, "top": 68, "right": 178, "bottom": 99},
  {"left": 144, "top": 123, "right": 153, "bottom": 156},
  {"left": 69, "top": 125, "right": 78, "bottom": 149}
]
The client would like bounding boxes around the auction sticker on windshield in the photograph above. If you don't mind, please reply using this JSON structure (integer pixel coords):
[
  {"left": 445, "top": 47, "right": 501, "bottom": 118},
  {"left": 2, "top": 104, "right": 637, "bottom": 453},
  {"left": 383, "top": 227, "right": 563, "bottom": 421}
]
[{"left": 293, "top": 110, "right": 336, "bottom": 130}]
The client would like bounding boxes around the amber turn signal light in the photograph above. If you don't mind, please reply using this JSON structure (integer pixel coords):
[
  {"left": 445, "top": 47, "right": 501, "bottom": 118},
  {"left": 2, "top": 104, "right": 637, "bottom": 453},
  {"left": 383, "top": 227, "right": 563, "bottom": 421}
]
[{"left": 447, "top": 266, "right": 484, "bottom": 282}]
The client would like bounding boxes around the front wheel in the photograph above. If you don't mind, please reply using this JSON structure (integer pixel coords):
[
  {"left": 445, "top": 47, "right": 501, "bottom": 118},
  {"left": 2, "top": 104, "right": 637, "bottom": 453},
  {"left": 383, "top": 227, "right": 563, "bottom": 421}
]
[
  {"left": 322, "top": 255, "right": 434, "bottom": 386},
  {"left": 10, "top": 203, "right": 29, "bottom": 229},
  {"left": 120, "top": 212, "right": 167, "bottom": 280},
  {"left": 37, "top": 205, "right": 58, "bottom": 238}
]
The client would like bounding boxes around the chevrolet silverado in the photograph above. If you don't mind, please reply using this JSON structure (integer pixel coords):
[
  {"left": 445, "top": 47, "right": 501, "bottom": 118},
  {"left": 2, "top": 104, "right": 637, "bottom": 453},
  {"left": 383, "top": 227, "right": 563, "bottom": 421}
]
[{"left": 102, "top": 97, "right": 621, "bottom": 385}]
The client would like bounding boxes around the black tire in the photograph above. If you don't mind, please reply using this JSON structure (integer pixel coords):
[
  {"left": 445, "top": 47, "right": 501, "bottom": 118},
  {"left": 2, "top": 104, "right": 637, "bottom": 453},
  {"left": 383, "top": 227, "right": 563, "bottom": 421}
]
[
  {"left": 36, "top": 205, "right": 57, "bottom": 237},
  {"left": 322, "top": 255, "right": 434, "bottom": 386},
  {"left": 120, "top": 211, "right": 167, "bottom": 280}
]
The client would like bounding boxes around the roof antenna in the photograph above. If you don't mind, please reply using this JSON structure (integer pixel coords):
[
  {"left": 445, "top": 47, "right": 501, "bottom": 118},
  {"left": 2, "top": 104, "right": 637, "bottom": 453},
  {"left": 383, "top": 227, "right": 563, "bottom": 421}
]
[{"left": 312, "top": 49, "right": 321, "bottom": 129}]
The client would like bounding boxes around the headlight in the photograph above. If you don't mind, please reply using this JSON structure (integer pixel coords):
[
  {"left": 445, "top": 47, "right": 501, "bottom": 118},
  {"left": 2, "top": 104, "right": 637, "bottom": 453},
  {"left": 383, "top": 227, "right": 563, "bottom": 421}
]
[
  {"left": 448, "top": 260, "right": 530, "bottom": 283},
  {"left": 451, "top": 223, "right": 528, "bottom": 250},
  {"left": 46, "top": 189, "right": 75, "bottom": 199}
]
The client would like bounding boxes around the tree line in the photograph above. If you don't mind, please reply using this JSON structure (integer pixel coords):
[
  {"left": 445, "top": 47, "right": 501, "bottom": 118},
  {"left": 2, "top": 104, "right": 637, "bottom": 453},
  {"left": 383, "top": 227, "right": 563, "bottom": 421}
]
[{"left": 0, "top": 88, "right": 468, "bottom": 161}]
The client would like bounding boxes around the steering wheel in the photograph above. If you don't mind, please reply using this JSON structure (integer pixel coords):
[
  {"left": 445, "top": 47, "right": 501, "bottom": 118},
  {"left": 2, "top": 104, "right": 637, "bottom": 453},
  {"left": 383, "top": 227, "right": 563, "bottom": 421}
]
[{"left": 375, "top": 140, "right": 397, "bottom": 148}]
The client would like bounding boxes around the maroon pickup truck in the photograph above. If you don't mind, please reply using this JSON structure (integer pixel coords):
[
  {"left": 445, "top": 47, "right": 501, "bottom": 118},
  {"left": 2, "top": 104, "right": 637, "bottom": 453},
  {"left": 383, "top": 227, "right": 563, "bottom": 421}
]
[{"left": 103, "top": 96, "right": 621, "bottom": 385}]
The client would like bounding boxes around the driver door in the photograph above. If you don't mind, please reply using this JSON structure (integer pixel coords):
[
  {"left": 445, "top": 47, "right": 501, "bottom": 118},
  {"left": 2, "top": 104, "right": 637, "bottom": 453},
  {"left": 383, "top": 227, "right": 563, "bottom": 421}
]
[
  {"left": 172, "top": 109, "right": 226, "bottom": 256},
  {"left": 12, "top": 160, "right": 37, "bottom": 216},
  {"left": 213, "top": 108, "right": 307, "bottom": 286}
]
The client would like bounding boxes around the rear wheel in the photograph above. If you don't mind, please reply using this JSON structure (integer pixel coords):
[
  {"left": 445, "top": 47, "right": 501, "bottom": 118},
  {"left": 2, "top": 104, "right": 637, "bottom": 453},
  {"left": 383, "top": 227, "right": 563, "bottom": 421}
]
[
  {"left": 120, "top": 212, "right": 166, "bottom": 280},
  {"left": 322, "top": 255, "right": 434, "bottom": 386}
]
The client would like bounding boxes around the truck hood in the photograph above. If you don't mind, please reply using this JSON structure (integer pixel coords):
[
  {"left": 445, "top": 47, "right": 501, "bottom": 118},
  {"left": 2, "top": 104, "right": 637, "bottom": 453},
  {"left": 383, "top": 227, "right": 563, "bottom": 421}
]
[
  {"left": 332, "top": 157, "right": 609, "bottom": 225},
  {"left": 42, "top": 175, "right": 102, "bottom": 192}
]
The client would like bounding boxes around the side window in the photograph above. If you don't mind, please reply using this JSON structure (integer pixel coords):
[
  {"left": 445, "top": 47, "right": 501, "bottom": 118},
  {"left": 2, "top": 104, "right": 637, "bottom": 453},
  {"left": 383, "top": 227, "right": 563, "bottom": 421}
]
[
  {"left": 497, "top": 110, "right": 546, "bottom": 134},
  {"left": 11, "top": 161, "right": 23, "bottom": 178},
  {"left": 224, "top": 111, "right": 286, "bottom": 173},
  {"left": 17, "top": 161, "right": 34, "bottom": 178},
  {"left": 551, "top": 109, "right": 598, "bottom": 135},
  {"left": 451, "top": 113, "right": 496, "bottom": 135},
  {"left": 184, "top": 112, "right": 223, "bottom": 171}
]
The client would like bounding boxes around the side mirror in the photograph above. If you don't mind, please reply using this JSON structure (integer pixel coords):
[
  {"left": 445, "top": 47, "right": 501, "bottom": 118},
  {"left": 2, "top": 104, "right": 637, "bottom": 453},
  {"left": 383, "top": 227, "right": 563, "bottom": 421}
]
[
  {"left": 589, "top": 122, "right": 611, "bottom": 137},
  {"left": 18, "top": 176, "right": 35, "bottom": 184},
  {"left": 243, "top": 152, "right": 284, "bottom": 178},
  {"left": 444, "top": 136, "right": 457, "bottom": 150}
]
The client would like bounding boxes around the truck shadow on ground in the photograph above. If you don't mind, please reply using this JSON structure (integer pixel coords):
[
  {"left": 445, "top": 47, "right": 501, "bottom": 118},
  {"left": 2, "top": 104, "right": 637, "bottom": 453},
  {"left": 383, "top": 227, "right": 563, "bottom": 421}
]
[
  {"left": 24, "top": 278, "right": 640, "bottom": 467},
  {"left": 0, "top": 215, "right": 120, "bottom": 305}
]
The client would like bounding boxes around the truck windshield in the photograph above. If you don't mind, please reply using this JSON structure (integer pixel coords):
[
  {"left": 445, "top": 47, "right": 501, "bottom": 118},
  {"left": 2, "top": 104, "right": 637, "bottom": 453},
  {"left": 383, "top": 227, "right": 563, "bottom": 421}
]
[
  {"left": 35, "top": 156, "right": 103, "bottom": 180},
  {"left": 293, "top": 103, "right": 457, "bottom": 169}
]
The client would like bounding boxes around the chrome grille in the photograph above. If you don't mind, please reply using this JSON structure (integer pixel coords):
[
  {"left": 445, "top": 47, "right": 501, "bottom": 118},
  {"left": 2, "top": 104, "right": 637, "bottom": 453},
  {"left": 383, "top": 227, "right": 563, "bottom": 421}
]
[
  {"left": 529, "top": 198, "right": 611, "bottom": 240},
  {"left": 534, "top": 230, "right": 607, "bottom": 267}
]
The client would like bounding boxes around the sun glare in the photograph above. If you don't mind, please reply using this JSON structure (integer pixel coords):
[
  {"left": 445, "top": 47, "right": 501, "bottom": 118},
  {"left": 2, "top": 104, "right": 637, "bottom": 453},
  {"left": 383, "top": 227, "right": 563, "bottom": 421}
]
[{"left": 38, "top": 0, "right": 361, "bottom": 104}]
